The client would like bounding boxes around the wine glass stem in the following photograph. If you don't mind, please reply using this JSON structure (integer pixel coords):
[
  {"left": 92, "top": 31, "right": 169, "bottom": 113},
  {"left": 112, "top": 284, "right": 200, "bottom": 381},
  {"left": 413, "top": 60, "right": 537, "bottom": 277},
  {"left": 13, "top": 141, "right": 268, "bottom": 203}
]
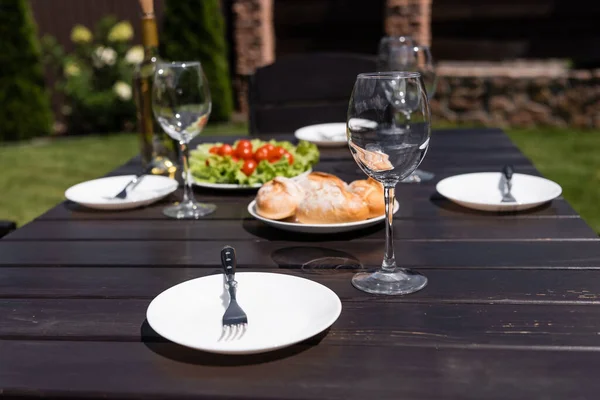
[
  {"left": 382, "top": 185, "right": 397, "bottom": 272},
  {"left": 179, "top": 140, "right": 195, "bottom": 203}
]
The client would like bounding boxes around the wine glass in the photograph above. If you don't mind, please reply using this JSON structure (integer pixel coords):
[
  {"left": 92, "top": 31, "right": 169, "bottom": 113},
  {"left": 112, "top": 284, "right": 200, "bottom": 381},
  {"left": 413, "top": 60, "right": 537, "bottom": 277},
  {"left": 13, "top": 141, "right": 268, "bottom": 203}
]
[
  {"left": 347, "top": 72, "right": 431, "bottom": 295},
  {"left": 376, "top": 36, "right": 437, "bottom": 183},
  {"left": 152, "top": 61, "right": 216, "bottom": 219}
]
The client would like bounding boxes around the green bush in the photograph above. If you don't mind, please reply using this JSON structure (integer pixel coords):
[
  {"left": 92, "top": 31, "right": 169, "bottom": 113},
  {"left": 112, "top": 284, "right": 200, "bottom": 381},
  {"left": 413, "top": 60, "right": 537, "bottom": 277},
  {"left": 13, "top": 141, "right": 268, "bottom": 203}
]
[
  {"left": 161, "top": 0, "right": 234, "bottom": 122},
  {"left": 41, "top": 16, "right": 139, "bottom": 134},
  {"left": 0, "top": 0, "right": 53, "bottom": 141}
]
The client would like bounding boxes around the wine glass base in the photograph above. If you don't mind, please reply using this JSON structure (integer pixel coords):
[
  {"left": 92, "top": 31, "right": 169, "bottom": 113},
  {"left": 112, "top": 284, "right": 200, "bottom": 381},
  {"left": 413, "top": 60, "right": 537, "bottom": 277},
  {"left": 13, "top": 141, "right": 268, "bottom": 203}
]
[
  {"left": 163, "top": 200, "right": 216, "bottom": 219},
  {"left": 402, "top": 169, "right": 435, "bottom": 183},
  {"left": 352, "top": 268, "right": 428, "bottom": 295}
]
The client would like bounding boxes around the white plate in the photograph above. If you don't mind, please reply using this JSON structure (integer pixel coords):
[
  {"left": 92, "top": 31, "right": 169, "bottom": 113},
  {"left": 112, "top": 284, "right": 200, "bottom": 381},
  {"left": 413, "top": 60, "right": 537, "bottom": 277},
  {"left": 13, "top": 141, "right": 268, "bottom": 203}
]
[
  {"left": 193, "top": 169, "right": 312, "bottom": 190},
  {"left": 294, "top": 123, "right": 348, "bottom": 147},
  {"left": 436, "top": 172, "right": 562, "bottom": 212},
  {"left": 146, "top": 272, "right": 342, "bottom": 355},
  {"left": 65, "top": 175, "right": 178, "bottom": 210},
  {"left": 248, "top": 199, "right": 400, "bottom": 233}
]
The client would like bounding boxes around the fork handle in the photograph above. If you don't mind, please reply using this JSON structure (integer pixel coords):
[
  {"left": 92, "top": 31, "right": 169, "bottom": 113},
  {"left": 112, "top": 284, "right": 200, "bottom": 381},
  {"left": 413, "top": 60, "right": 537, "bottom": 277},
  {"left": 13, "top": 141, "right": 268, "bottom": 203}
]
[{"left": 221, "top": 245, "right": 237, "bottom": 299}]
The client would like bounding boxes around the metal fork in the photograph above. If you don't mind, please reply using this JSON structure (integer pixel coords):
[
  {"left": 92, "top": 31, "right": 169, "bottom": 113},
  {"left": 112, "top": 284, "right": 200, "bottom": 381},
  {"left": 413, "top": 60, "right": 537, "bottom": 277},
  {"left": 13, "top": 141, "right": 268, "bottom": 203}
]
[
  {"left": 220, "top": 245, "right": 248, "bottom": 340},
  {"left": 106, "top": 165, "right": 152, "bottom": 200}
]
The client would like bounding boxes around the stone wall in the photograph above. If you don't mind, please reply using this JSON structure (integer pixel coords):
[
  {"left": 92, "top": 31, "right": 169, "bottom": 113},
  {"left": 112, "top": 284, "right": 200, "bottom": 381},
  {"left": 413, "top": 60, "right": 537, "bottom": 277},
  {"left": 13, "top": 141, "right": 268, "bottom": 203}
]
[{"left": 432, "top": 62, "right": 600, "bottom": 129}]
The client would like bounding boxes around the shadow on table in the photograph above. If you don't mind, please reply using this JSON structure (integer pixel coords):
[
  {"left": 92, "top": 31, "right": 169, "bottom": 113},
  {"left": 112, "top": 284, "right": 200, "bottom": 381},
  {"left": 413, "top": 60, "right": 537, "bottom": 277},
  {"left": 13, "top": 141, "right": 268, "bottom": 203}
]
[
  {"left": 141, "top": 319, "right": 327, "bottom": 366},
  {"left": 271, "top": 246, "right": 364, "bottom": 273},
  {"left": 242, "top": 219, "right": 383, "bottom": 242},
  {"left": 429, "top": 192, "right": 553, "bottom": 216}
]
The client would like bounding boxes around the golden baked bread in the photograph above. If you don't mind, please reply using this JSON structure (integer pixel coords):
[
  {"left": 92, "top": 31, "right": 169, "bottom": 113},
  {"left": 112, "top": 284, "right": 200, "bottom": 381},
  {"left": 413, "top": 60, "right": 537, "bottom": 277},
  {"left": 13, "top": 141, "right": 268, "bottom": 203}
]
[
  {"left": 255, "top": 177, "right": 305, "bottom": 220},
  {"left": 295, "top": 181, "right": 369, "bottom": 224},
  {"left": 348, "top": 178, "right": 385, "bottom": 219},
  {"left": 296, "top": 172, "right": 348, "bottom": 193}
]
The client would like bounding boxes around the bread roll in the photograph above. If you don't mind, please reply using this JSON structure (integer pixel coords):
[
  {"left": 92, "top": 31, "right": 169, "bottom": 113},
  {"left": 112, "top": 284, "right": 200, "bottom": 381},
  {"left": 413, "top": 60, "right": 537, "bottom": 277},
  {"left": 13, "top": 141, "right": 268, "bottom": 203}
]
[
  {"left": 256, "top": 177, "right": 305, "bottom": 220},
  {"left": 295, "top": 172, "right": 348, "bottom": 193},
  {"left": 295, "top": 182, "right": 369, "bottom": 224},
  {"left": 349, "top": 178, "right": 385, "bottom": 218}
]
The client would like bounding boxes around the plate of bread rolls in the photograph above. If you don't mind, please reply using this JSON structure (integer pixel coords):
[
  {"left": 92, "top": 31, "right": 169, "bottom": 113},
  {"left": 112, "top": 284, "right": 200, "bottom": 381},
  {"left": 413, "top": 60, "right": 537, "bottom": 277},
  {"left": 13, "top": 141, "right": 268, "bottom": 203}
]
[{"left": 248, "top": 172, "right": 399, "bottom": 233}]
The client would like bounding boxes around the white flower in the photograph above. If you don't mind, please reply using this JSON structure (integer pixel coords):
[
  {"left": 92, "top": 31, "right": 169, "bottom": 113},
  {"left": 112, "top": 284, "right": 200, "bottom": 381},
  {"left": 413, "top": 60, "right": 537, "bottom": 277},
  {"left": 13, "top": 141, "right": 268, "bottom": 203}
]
[
  {"left": 125, "top": 46, "right": 144, "bottom": 64},
  {"left": 93, "top": 46, "right": 117, "bottom": 68},
  {"left": 113, "top": 81, "right": 132, "bottom": 101}
]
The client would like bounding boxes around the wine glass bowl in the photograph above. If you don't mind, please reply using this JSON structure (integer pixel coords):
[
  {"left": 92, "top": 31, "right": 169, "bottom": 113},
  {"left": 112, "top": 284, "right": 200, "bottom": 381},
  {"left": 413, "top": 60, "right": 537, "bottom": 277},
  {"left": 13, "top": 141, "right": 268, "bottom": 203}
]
[
  {"left": 376, "top": 35, "right": 437, "bottom": 183},
  {"left": 347, "top": 72, "right": 431, "bottom": 295},
  {"left": 152, "top": 61, "right": 216, "bottom": 219}
]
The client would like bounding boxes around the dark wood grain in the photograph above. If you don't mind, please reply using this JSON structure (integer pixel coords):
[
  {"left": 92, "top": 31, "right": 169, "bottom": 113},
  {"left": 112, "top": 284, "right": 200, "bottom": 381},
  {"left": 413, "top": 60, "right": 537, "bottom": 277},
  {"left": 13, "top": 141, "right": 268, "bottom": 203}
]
[
  {"left": 0, "top": 340, "right": 598, "bottom": 400},
  {"left": 1, "top": 240, "right": 599, "bottom": 268},
  {"left": 2, "top": 299, "right": 600, "bottom": 348},
  {"left": 35, "top": 194, "right": 579, "bottom": 222},
  {"left": 5, "top": 217, "right": 594, "bottom": 241},
  {"left": 248, "top": 53, "right": 377, "bottom": 135},
  {"left": 1, "top": 267, "right": 599, "bottom": 304},
  {"left": 3, "top": 128, "right": 600, "bottom": 400}
]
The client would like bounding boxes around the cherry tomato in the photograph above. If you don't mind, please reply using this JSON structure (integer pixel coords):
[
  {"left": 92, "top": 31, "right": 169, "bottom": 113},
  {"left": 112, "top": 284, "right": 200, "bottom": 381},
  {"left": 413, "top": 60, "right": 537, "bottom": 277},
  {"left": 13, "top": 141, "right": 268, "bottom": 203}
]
[
  {"left": 209, "top": 146, "right": 219, "bottom": 154},
  {"left": 254, "top": 147, "right": 270, "bottom": 162},
  {"left": 218, "top": 144, "right": 234, "bottom": 157},
  {"left": 269, "top": 146, "right": 286, "bottom": 162},
  {"left": 231, "top": 156, "right": 239, "bottom": 163},
  {"left": 237, "top": 146, "right": 254, "bottom": 160},
  {"left": 281, "top": 151, "right": 294, "bottom": 165},
  {"left": 241, "top": 159, "right": 257, "bottom": 176},
  {"left": 264, "top": 143, "right": 275, "bottom": 153},
  {"left": 236, "top": 140, "right": 252, "bottom": 153}
]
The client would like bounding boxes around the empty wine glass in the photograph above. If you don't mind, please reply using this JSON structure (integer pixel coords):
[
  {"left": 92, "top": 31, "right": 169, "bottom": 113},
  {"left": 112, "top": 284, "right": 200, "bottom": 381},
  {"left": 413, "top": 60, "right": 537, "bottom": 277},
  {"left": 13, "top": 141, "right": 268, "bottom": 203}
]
[
  {"left": 377, "top": 36, "right": 437, "bottom": 183},
  {"left": 152, "top": 61, "right": 216, "bottom": 219},
  {"left": 347, "top": 72, "right": 431, "bottom": 295}
]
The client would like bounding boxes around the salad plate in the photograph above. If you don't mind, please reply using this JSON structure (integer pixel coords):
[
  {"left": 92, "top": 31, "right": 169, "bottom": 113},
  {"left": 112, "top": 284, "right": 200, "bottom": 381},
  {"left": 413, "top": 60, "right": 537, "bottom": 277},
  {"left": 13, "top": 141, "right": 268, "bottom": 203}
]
[
  {"left": 189, "top": 139, "right": 319, "bottom": 190},
  {"left": 193, "top": 169, "right": 312, "bottom": 190},
  {"left": 248, "top": 199, "right": 399, "bottom": 234}
]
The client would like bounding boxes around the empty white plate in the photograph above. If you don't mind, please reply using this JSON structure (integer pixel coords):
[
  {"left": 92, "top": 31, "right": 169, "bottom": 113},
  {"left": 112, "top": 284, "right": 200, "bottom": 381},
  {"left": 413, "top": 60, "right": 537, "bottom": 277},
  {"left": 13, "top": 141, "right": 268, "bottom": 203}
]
[
  {"left": 65, "top": 175, "right": 178, "bottom": 210},
  {"left": 248, "top": 199, "right": 399, "bottom": 233},
  {"left": 436, "top": 172, "right": 562, "bottom": 212},
  {"left": 146, "top": 272, "right": 342, "bottom": 354},
  {"left": 294, "top": 123, "right": 347, "bottom": 147}
]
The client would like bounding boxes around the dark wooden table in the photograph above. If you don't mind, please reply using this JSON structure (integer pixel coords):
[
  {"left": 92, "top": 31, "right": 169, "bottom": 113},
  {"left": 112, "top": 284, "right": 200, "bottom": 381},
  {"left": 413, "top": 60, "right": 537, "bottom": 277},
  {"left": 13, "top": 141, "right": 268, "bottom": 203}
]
[{"left": 1, "top": 128, "right": 600, "bottom": 399}]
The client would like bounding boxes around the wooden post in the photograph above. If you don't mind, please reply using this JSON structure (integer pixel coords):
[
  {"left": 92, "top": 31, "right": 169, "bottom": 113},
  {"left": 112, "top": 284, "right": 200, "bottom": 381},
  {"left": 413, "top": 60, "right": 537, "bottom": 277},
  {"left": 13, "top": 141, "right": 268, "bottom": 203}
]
[{"left": 232, "top": 0, "right": 275, "bottom": 113}]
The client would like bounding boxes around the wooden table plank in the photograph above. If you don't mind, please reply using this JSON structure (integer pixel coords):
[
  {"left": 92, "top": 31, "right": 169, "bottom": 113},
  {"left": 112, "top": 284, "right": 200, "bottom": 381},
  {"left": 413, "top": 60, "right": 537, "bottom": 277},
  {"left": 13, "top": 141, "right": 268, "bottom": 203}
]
[
  {"left": 5, "top": 217, "right": 594, "bottom": 241},
  {"left": 0, "top": 240, "right": 599, "bottom": 268},
  {"left": 2, "top": 127, "right": 598, "bottom": 400},
  {"left": 36, "top": 196, "right": 579, "bottom": 221},
  {"left": 1, "top": 267, "right": 598, "bottom": 304},
  {"left": 1, "top": 298, "right": 600, "bottom": 348},
  {"left": 0, "top": 340, "right": 598, "bottom": 400}
]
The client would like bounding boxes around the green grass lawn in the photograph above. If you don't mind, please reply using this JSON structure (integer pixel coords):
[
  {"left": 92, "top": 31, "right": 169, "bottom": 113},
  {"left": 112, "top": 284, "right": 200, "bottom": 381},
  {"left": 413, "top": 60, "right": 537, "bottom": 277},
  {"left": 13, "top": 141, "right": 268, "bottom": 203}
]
[
  {"left": 1, "top": 123, "right": 599, "bottom": 233},
  {"left": 0, "top": 122, "right": 248, "bottom": 227}
]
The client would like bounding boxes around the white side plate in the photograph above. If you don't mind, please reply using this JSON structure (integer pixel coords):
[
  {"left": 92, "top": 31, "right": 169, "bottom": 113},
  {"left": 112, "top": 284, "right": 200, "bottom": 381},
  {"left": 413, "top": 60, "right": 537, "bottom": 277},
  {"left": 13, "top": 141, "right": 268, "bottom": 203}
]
[
  {"left": 294, "top": 123, "right": 348, "bottom": 147},
  {"left": 147, "top": 272, "right": 342, "bottom": 355},
  {"left": 65, "top": 175, "right": 178, "bottom": 211},
  {"left": 248, "top": 199, "right": 399, "bottom": 233},
  {"left": 436, "top": 172, "right": 562, "bottom": 212}
]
